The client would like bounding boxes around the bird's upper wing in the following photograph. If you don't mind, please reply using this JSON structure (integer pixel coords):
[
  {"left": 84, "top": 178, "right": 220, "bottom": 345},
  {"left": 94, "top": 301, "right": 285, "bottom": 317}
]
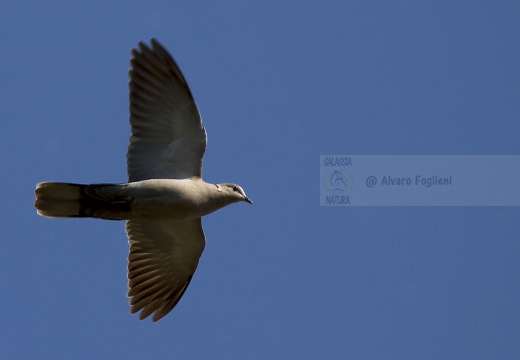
[
  {"left": 127, "top": 38, "right": 207, "bottom": 182},
  {"left": 126, "top": 218, "right": 206, "bottom": 322}
]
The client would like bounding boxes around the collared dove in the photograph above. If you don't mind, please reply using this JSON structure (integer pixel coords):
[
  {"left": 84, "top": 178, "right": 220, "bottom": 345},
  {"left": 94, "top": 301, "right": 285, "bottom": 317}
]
[{"left": 34, "top": 39, "right": 252, "bottom": 322}]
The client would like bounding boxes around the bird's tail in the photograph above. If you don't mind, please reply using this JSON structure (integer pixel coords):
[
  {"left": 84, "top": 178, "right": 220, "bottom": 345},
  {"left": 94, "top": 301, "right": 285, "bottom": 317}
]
[{"left": 34, "top": 182, "right": 132, "bottom": 220}]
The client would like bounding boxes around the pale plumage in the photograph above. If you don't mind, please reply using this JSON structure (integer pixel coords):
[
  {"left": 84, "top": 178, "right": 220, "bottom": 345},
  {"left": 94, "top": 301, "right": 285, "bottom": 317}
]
[{"left": 34, "top": 39, "right": 251, "bottom": 322}]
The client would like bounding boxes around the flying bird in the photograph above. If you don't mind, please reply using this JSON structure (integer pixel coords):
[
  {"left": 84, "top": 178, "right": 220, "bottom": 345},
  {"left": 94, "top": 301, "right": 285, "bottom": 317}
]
[{"left": 34, "top": 39, "right": 252, "bottom": 322}]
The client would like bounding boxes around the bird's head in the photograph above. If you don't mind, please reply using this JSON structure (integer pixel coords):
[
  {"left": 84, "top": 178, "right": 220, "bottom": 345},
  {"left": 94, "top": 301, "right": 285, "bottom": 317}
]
[{"left": 218, "top": 183, "right": 253, "bottom": 204}]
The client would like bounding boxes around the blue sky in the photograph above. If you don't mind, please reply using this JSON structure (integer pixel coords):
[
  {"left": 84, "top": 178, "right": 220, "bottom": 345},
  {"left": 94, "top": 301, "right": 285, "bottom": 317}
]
[{"left": 2, "top": 1, "right": 520, "bottom": 359}]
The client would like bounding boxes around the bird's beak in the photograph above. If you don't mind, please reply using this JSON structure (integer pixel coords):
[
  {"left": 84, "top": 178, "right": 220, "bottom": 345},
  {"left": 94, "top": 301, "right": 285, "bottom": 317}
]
[{"left": 244, "top": 197, "right": 253, "bottom": 204}]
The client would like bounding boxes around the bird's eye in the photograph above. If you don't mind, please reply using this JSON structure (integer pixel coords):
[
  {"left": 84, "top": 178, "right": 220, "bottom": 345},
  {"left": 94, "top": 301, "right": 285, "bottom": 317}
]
[{"left": 233, "top": 186, "right": 238, "bottom": 191}]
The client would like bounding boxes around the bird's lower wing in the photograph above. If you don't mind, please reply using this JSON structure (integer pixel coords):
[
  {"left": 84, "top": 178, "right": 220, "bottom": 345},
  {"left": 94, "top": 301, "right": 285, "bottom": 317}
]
[{"left": 125, "top": 218, "right": 205, "bottom": 321}]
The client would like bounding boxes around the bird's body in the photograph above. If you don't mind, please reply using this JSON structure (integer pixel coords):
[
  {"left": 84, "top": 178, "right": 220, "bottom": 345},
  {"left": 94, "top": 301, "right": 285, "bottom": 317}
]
[
  {"left": 36, "top": 179, "right": 248, "bottom": 221},
  {"left": 34, "top": 39, "right": 251, "bottom": 322}
]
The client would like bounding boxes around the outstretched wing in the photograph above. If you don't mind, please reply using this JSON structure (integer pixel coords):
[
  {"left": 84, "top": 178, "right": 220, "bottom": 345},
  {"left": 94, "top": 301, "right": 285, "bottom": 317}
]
[
  {"left": 127, "top": 38, "right": 207, "bottom": 182},
  {"left": 126, "top": 218, "right": 206, "bottom": 322}
]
